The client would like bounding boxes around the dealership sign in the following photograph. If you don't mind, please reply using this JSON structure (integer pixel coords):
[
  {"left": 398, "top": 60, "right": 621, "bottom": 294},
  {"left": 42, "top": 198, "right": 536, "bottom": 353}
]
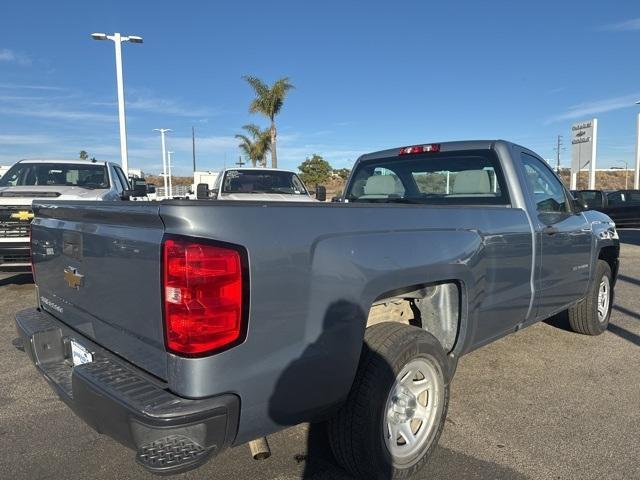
[{"left": 570, "top": 118, "right": 598, "bottom": 189}]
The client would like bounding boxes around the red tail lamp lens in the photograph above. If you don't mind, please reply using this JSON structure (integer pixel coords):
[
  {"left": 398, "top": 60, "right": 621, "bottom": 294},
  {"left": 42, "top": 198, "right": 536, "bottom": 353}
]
[{"left": 162, "top": 237, "right": 246, "bottom": 356}]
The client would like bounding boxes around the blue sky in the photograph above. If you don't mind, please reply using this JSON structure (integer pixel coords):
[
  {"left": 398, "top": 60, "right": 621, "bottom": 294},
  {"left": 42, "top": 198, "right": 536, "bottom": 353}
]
[{"left": 1, "top": 1, "right": 639, "bottom": 175}]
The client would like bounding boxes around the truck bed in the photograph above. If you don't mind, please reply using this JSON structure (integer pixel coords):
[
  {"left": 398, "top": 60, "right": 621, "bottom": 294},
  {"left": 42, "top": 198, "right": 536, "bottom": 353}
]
[{"left": 31, "top": 199, "right": 533, "bottom": 442}]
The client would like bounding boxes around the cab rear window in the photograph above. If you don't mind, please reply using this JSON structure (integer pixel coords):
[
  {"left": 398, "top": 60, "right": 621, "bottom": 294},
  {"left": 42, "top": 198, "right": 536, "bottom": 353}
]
[{"left": 345, "top": 150, "right": 509, "bottom": 205}]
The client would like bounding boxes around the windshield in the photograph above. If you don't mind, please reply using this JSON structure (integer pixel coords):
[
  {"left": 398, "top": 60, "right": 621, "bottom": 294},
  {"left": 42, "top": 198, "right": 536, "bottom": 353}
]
[
  {"left": 0, "top": 162, "right": 110, "bottom": 189},
  {"left": 345, "top": 150, "right": 509, "bottom": 205},
  {"left": 222, "top": 170, "right": 308, "bottom": 195}
]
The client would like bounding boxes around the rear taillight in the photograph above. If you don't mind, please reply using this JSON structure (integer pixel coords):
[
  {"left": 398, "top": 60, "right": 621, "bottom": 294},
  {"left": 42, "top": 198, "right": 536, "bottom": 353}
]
[{"left": 162, "top": 236, "right": 247, "bottom": 357}]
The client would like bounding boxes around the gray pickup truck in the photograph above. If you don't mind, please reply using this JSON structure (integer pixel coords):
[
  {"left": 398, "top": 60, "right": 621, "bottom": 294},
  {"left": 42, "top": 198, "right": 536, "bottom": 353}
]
[{"left": 15, "top": 140, "right": 619, "bottom": 479}]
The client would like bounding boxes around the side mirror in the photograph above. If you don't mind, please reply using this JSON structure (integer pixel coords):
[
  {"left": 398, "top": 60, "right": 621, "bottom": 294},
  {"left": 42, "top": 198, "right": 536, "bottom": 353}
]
[
  {"left": 573, "top": 198, "right": 588, "bottom": 212},
  {"left": 315, "top": 185, "right": 327, "bottom": 202},
  {"left": 121, "top": 190, "right": 134, "bottom": 201},
  {"left": 133, "top": 183, "right": 148, "bottom": 197},
  {"left": 196, "top": 183, "right": 210, "bottom": 200}
]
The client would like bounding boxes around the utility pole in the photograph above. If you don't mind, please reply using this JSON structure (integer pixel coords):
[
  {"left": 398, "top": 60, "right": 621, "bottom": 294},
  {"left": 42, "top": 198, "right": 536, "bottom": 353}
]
[
  {"left": 153, "top": 128, "right": 171, "bottom": 199},
  {"left": 636, "top": 111, "right": 640, "bottom": 189},
  {"left": 554, "top": 135, "right": 563, "bottom": 174},
  {"left": 167, "top": 151, "right": 174, "bottom": 198},
  {"left": 192, "top": 126, "right": 196, "bottom": 173},
  {"left": 236, "top": 156, "right": 245, "bottom": 167}
]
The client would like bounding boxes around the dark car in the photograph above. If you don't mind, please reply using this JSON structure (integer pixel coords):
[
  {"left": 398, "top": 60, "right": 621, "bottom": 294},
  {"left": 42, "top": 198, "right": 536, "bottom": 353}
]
[{"left": 572, "top": 189, "right": 640, "bottom": 227}]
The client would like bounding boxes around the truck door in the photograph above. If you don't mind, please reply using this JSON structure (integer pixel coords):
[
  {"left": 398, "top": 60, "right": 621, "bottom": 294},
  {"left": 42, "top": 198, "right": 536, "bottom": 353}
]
[{"left": 519, "top": 152, "right": 592, "bottom": 319}]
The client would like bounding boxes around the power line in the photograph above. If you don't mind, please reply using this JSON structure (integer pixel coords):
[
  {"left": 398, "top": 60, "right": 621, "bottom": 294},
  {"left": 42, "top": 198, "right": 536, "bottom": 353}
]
[
  {"left": 553, "top": 135, "right": 565, "bottom": 173},
  {"left": 192, "top": 126, "right": 196, "bottom": 173}
]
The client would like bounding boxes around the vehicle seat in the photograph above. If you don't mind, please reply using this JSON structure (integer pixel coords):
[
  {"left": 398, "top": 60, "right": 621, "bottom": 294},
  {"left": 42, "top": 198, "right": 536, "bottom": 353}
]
[
  {"left": 82, "top": 174, "right": 104, "bottom": 186},
  {"left": 47, "top": 172, "right": 66, "bottom": 185},
  {"left": 448, "top": 170, "right": 493, "bottom": 197},
  {"left": 360, "top": 175, "right": 404, "bottom": 199}
]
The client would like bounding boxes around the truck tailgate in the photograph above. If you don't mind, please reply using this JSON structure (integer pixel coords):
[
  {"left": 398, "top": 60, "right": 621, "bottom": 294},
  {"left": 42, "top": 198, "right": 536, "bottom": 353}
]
[{"left": 31, "top": 202, "right": 168, "bottom": 379}]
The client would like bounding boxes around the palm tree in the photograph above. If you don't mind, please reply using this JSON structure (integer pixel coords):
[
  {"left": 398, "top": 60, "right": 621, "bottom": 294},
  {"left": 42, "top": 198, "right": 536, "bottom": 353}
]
[
  {"left": 243, "top": 75, "right": 294, "bottom": 168},
  {"left": 235, "top": 124, "right": 271, "bottom": 167}
]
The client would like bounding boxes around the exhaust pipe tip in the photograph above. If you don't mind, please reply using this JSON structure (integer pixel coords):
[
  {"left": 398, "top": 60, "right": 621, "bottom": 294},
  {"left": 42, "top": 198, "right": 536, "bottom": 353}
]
[{"left": 248, "top": 437, "right": 271, "bottom": 460}]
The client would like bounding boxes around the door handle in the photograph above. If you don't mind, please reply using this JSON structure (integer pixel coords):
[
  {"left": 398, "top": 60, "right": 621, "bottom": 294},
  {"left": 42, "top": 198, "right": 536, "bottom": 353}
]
[{"left": 542, "top": 225, "right": 558, "bottom": 235}]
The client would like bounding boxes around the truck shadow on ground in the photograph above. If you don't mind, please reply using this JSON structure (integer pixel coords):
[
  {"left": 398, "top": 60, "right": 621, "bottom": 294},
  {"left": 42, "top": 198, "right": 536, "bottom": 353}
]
[
  {"left": 545, "top": 310, "right": 640, "bottom": 347},
  {"left": 296, "top": 424, "right": 528, "bottom": 479},
  {"left": 0, "top": 273, "right": 33, "bottom": 287},
  {"left": 617, "top": 228, "right": 640, "bottom": 246},
  {"left": 269, "top": 300, "right": 529, "bottom": 479}
]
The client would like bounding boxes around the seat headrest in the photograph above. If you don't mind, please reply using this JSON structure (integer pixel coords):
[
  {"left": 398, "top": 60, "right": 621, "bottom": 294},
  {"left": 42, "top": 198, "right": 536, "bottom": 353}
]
[
  {"left": 452, "top": 170, "right": 491, "bottom": 194},
  {"left": 364, "top": 175, "right": 399, "bottom": 196}
]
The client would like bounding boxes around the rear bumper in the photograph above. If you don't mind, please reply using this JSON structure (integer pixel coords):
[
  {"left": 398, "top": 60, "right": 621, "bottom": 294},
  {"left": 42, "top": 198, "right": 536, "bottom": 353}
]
[
  {"left": 0, "top": 240, "right": 30, "bottom": 271},
  {"left": 15, "top": 308, "right": 239, "bottom": 475}
]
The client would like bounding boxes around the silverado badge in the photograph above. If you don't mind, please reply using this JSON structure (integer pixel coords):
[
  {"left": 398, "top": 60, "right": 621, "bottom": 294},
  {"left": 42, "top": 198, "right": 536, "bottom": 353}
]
[
  {"left": 10, "top": 211, "right": 34, "bottom": 221},
  {"left": 64, "top": 266, "right": 84, "bottom": 290}
]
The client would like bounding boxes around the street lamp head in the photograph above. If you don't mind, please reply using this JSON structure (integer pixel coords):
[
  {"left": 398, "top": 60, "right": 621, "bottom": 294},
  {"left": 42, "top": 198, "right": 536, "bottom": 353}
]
[
  {"left": 91, "top": 32, "right": 108, "bottom": 41},
  {"left": 636, "top": 100, "right": 640, "bottom": 105},
  {"left": 127, "top": 35, "right": 143, "bottom": 44}
]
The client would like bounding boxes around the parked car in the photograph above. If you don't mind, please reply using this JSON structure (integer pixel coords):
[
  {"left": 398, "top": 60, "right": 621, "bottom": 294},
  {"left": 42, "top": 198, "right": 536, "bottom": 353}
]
[
  {"left": 0, "top": 159, "right": 144, "bottom": 271},
  {"left": 16, "top": 140, "right": 618, "bottom": 479},
  {"left": 195, "top": 167, "right": 323, "bottom": 201},
  {"left": 572, "top": 189, "right": 640, "bottom": 227}
]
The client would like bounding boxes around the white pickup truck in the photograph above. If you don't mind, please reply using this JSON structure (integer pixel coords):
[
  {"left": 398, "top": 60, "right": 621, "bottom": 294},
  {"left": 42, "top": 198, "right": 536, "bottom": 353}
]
[
  {"left": 0, "top": 159, "right": 140, "bottom": 271},
  {"left": 196, "top": 167, "right": 322, "bottom": 201}
]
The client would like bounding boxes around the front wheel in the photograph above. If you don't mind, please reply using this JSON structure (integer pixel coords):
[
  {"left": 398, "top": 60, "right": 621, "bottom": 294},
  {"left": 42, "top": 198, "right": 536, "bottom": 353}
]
[
  {"left": 328, "top": 323, "right": 450, "bottom": 480},
  {"left": 568, "top": 260, "right": 613, "bottom": 335}
]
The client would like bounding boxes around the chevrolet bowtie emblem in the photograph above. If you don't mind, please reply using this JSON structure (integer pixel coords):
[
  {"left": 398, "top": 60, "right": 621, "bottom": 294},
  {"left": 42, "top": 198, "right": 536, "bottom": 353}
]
[
  {"left": 64, "top": 266, "right": 84, "bottom": 290},
  {"left": 10, "top": 211, "right": 34, "bottom": 221}
]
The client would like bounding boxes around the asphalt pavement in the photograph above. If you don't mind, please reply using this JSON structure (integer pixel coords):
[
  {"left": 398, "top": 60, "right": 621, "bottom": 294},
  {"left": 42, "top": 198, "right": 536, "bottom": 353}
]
[{"left": 1, "top": 231, "right": 639, "bottom": 480}]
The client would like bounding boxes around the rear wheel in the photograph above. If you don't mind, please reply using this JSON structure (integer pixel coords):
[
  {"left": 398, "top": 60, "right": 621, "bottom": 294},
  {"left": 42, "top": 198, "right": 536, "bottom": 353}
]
[
  {"left": 568, "top": 260, "right": 613, "bottom": 335},
  {"left": 328, "top": 323, "right": 449, "bottom": 479}
]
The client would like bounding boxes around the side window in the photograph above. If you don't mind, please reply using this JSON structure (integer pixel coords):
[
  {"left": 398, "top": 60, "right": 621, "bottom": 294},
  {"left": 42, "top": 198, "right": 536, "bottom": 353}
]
[
  {"left": 521, "top": 153, "right": 570, "bottom": 214},
  {"left": 110, "top": 166, "right": 124, "bottom": 194},
  {"left": 607, "top": 192, "right": 625, "bottom": 206},
  {"left": 114, "top": 167, "right": 130, "bottom": 190}
]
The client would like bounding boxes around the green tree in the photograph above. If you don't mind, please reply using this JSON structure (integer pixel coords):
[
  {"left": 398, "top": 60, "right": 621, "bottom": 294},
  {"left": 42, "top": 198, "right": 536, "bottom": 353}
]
[
  {"left": 79, "top": 150, "right": 89, "bottom": 160},
  {"left": 298, "top": 154, "right": 332, "bottom": 187},
  {"left": 333, "top": 168, "right": 351, "bottom": 180},
  {"left": 243, "top": 75, "right": 294, "bottom": 168},
  {"left": 235, "top": 124, "right": 271, "bottom": 167}
]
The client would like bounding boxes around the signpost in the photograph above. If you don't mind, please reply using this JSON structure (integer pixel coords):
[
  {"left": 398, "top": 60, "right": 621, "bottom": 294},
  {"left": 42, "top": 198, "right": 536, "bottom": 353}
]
[
  {"left": 570, "top": 118, "right": 598, "bottom": 190},
  {"left": 635, "top": 113, "right": 640, "bottom": 189}
]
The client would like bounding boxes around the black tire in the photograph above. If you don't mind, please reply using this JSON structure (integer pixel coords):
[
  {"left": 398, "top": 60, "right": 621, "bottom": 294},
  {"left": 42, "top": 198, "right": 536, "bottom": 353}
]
[
  {"left": 328, "top": 322, "right": 450, "bottom": 480},
  {"left": 568, "top": 260, "right": 613, "bottom": 335}
]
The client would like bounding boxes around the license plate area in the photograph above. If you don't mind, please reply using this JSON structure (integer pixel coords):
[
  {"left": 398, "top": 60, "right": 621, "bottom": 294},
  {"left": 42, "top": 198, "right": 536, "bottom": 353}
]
[{"left": 70, "top": 339, "right": 93, "bottom": 366}]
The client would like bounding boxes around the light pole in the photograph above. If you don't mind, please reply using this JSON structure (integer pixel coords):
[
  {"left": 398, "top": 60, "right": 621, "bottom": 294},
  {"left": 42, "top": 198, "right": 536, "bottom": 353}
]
[
  {"left": 167, "top": 151, "right": 174, "bottom": 198},
  {"left": 154, "top": 129, "right": 171, "bottom": 199},
  {"left": 91, "top": 32, "right": 143, "bottom": 175},
  {"left": 635, "top": 101, "right": 640, "bottom": 189}
]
